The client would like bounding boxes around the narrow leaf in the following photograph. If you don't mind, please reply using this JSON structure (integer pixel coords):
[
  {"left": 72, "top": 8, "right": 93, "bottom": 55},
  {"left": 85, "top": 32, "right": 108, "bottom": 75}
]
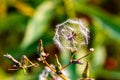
[{"left": 20, "top": 1, "right": 55, "bottom": 49}]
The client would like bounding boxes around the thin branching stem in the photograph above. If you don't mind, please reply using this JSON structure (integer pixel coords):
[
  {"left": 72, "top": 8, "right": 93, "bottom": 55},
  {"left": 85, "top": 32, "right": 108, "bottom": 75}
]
[
  {"left": 77, "top": 53, "right": 91, "bottom": 61},
  {"left": 43, "top": 60, "right": 68, "bottom": 80},
  {"left": 55, "top": 54, "right": 62, "bottom": 68},
  {"left": 60, "top": 63, "right": 71, "bottom": 70},
  {"left": 4, "top": 53, "right": 22, "bottom": 66}
]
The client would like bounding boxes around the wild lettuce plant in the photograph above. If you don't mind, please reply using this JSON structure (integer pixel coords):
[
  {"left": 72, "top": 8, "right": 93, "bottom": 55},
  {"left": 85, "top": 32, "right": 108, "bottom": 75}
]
[{"left": 4, "top": 19, "right": 94, "bottom": 80}]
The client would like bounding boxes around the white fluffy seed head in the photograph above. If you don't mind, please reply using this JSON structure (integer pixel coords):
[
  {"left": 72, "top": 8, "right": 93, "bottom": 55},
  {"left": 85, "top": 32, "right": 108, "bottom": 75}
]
[{"left": 53, "top": 19, "right": 90, "bottom": 51}]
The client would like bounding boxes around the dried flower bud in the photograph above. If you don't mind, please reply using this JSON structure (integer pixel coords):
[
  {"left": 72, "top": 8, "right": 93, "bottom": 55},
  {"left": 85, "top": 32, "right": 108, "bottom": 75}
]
[
  {"left": 37, "top": 58, "right": 41, "bottom": 62},
  {"left": 41, "top": 52, "right": 47, "bottom": 57},
  {"left": 89, "top": 48, "right": 94, "bottom": 52},
  {"left": 4, "top": 53, "right": 12, "bottom": 59},
  {"left": 12, "top": 64, "right": 18, "bottom": 69},
  {"left": 72, "top": 60, "right": 83, "bottom": 64}
]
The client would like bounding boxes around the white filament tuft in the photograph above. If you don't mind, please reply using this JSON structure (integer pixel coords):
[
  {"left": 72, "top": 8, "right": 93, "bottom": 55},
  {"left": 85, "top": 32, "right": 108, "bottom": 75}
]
[{"left": 53, "top": 19, "right": 90, "bottom": 50}]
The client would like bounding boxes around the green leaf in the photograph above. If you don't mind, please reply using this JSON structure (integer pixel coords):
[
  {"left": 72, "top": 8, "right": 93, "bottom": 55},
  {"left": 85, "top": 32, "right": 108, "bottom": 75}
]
[
  {"left": 96, "top": 69, "right": 120, "bottom": 80},
  {"left": 92, "top": 45, "right": 106, "bottom": 69},
  {"left": 0, "top": 13, "right": 27, "bottom": 33},
  {"left": 14, "top": 70, "right": 30, "bottom": 80},
  {"left": 20, "top": 1, "right": 55, "bottom": 49},
  {"left": 0, "top": 69, "right": 7, "bottom": 80},
  {"left": 74, "top": 3, "right": 120, "bottom": 42}
]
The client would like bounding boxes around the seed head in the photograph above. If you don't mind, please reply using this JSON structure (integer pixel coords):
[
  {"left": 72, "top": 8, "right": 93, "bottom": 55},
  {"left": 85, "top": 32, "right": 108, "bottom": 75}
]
[{"left": 53, "top": 19, "right": 90, "bottom": 51}]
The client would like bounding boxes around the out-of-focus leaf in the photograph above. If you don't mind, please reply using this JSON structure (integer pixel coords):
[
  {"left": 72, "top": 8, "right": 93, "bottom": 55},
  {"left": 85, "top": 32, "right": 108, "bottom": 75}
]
[
  {"left": 113, "top": 16, "right": 120, "bottom": 25},
  {"left": 20, "top": 1, "right": 55, "bottom": 49},
  {"left": 0, "top": 69, "right": 7, "bottom": 80},
  {"left": 0, "top": 13, "right": 27, "bottom": 33},
  {"left": 92, "top": 45, "right": 106, "bottom": 68},
  {"left": 14, "top": 69, "right": 40, "bottom": 80},
  {"left": 96, "top": 69, "right": 120, "bottom": 80},
  {"left": 74, "top": 3, "right": 120, "bottom": 42},
  {"left": 14, "top": 70, "right": 30, "bottom": 80}
]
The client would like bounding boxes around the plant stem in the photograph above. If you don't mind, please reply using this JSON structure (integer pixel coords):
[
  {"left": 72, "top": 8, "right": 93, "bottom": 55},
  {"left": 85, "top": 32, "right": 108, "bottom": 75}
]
[
  {"left": 60, "top": 63, "right": 71, "bottom": 70},
  {"left": 77, "top": 53, "right": 91, "bottom": 61},
  {"left": 44, "top": 60, "right": 68, "bottom": 80}
]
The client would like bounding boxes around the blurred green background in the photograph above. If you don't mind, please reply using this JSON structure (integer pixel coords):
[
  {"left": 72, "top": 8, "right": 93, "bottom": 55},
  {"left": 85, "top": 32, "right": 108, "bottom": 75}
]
[{"left": 0, "top": 0, "right": 120, "bottom": 80}]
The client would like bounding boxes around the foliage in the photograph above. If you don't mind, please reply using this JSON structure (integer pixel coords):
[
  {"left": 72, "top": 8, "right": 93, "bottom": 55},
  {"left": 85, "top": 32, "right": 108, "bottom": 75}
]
[{"left": 0, "top": 0, "right": 120, "bottom": 80}]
